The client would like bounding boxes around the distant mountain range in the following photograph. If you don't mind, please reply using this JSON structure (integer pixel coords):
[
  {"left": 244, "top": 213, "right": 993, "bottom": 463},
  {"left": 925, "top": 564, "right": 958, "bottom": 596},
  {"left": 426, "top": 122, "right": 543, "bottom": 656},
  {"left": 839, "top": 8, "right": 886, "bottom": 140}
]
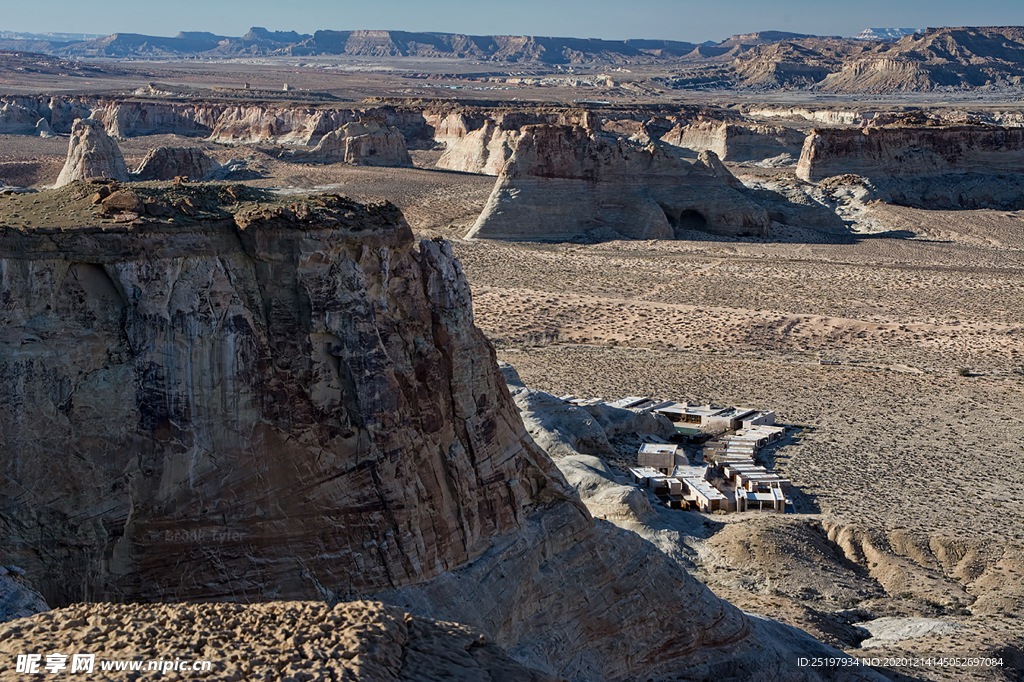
[
  {"left": 2, "top": 26, "right": 1023, "bottom": 93},
  {"left": 0, "top": 27, "right": 873, "bottom": 63}
]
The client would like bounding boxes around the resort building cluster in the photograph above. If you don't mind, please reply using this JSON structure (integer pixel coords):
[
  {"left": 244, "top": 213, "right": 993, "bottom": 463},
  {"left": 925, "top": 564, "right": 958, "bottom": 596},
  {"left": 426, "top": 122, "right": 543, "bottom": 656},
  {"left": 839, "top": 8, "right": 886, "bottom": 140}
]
[{"left": 565, "top": 395, "right": 792, "bottom": 513}]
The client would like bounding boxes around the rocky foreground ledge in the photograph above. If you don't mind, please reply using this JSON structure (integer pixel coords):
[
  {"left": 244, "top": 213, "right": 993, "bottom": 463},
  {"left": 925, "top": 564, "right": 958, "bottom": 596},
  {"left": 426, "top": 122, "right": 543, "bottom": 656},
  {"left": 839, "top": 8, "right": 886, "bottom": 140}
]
[
  {"left": 0, "top": 184, "right": 881, "bottom": 680},
  {"left": 0, "top": 601, "right": 560, "bottom": 681}
]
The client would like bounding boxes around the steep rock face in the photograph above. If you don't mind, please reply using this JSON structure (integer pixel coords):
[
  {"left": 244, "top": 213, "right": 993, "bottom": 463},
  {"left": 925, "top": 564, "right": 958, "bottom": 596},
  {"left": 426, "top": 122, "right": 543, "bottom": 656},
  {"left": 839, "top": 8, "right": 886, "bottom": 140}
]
[
  {"left": 281, "top": 120, "right": 412, "bottom": 165},
  {"left": 92, "top": 100, "right": 225, "bottom": 138},
  {"left": 53, "top": 118, "right": 129, "bottom": 187},
  {"left": 207, "top": 106, "right": 430, "bottom": 146},
  {"left": 661, "top": 120, "right": 806, "bottom": 163},
  {"left": 0, "top": 98, "right": 43, "bottom": 134},
  {"left": 436, "top": 120, "right": 521, "bottom": 174},
  {"left": 467, "top": 124, "right": 771, "bottom": 240},
  {"left": 0, "top": 196, "right": 564, "bottom": 604},
  {"left": 132, "top": 146, "right": 218, "bottom": 180},
  {"left": 797, "top": 125, "right": 1024, "bottom": 208},
  {"left": 798, "top": 126, "right": 1024, "bottom": 181},
  {"left": 428, "top": 112, "right": 474, "bottom": 147},
  {"left": 0, "top": 190, "right": 876, "bottom": 680},
  {"left": 0, "top": 601, "right": 562, "bottom": 681}
]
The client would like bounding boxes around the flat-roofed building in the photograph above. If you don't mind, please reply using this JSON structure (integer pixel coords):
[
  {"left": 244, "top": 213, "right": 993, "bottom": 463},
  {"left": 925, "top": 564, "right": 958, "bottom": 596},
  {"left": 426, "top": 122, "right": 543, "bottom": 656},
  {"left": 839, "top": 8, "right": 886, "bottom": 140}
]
[
  {"left": 741, "top": 411, "right": 776, "bottom": 428},
  {"left": 637, "top": 443, "right": 687, "bottom": 473},
  {"left": 672, "top": 465, "right": 727, "bottom": 512}
]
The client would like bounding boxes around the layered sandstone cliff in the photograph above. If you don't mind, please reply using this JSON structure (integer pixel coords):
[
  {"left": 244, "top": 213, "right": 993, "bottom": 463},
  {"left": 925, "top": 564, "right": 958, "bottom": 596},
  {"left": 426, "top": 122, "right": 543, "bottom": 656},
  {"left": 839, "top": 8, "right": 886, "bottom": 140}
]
[
  {"left": 280, "top": 120, "right": 412, "bottom": 165},
  {"left": 797, "top": 126, "right": 1024, "bottom": 182},
  {"left": 436, "top": 119, "right": 521, "bottom": 174},
  {"left": 467, "top": 124, "right": 771, "bottom": 240},
  {"left": 797, "top": 125, "right": 1024, "bottom": 208},
  {"left": 0, "top": 186, "right": 871, "bottom": 680},
  {"left": 661, "top": 120, "right": 806, "bottom": 163}
]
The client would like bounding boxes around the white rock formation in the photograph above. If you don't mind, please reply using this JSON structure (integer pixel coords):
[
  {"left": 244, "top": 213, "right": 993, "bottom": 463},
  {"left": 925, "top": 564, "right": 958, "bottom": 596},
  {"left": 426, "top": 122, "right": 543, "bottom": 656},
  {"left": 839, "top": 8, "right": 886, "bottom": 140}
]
[
  {"left": 436, "top": 119, "right": 521, "bottom": 175},
  {"left": 280, "top": 120, "right": 412, "bottom": 166},
  {"left": 54, "top": 118, "right": 129, "bottom": 187},
  {"left": 466, "top": 124, "right": 771, "bottom": 241}
]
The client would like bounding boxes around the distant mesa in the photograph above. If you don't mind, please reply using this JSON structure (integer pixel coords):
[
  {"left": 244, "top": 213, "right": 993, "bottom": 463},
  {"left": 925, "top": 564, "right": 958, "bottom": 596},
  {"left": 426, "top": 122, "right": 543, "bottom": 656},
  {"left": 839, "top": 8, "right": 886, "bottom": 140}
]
[
  {"left": 2, "top": 25, "right": 1024, "bottom": 92},
  {"left": 716, "top": 31, "right": 824, "bottom": 47}
]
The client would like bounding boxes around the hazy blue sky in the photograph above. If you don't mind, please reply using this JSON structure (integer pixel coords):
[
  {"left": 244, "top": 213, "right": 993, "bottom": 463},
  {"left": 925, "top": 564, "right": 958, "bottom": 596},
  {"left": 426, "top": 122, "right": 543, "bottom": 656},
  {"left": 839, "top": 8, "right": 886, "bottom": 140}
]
[{"left": 6, "top": 0, "right": 1024, "bottom": 43}]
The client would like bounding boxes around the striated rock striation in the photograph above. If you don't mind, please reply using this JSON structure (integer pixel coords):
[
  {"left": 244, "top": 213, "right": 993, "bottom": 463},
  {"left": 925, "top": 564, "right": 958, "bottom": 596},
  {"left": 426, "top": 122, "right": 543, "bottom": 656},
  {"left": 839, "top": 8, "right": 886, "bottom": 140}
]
[
  {"left": 54, "top": 118, "right": 129, "bottom": 187},
  {"left": 132, "top": 146, "right": 219, "bottom": 181},
  {"left": 661, "top": 119, "right": 806, "bottom": 164},
  {"left": 0, "top": 186, "right": 875, "bottom": 680},
  {"left": 798, "top": 125, "right": 1024, "bottom": 181},
  {"left": 0, "top": 192, "right": 556, "bottom": 604},
  {"left": 797, "top": 125, "right": 1024, "bottom": 208},
  {"left": 280, "top": 120, "right": 413, "bottom": 166},
  {"left": 466, "top": 124, "right": 771, "bottom": 240},
  {"left": 436, "top": 119, "right": 521, "bottom": 174}
]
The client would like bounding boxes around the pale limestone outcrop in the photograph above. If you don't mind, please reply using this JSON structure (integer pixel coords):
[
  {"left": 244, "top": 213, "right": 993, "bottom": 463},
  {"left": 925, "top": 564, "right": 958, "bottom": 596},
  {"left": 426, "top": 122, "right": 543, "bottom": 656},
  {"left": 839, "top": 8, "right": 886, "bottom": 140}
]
[
  {"left": 281, "top": 120, "right": 412, "bottom": 166},
  {"left": 0, "top": 601, "right": 561, "bottom": 681},
  {"left": 466, "top": 124, "right": 771, "bottom": 240},
  {"left": 54, "top": 118, "right": 129, "bottom": 187},
  {"left": 0, "top": 98, "right": 41, "bottom": 134},
  {"left": 0, "top": 189, "right": 875, "bottom": 680},
  {"left": 132, "top": 146, "right": 218, "bottom": 180},
  {"left": 429, "top": 111, "right": 472, "bottom": 147},
  {"left": 436, "top": 119, "right": 521, "bottom": 174}
]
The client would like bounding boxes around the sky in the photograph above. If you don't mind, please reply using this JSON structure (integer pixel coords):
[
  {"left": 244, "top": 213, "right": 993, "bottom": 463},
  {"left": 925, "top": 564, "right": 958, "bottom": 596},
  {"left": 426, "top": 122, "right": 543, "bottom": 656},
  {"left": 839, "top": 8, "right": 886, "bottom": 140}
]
[{"left": 5, "top": 0, "right": 1024, "bottom": 43}]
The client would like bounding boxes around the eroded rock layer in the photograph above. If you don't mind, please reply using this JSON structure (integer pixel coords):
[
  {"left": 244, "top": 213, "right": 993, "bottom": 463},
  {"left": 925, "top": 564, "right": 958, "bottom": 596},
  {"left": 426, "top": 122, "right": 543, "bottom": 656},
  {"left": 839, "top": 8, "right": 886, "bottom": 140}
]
[
  {"left": 797, "top": 125, "right": 1024, "bottom": 182},
  {"left": 661, "top": 120, "right": 806, "bottom": 163},
  {"left": 797, "top": 125, "right": 1024, "bottom": 208},
  {"left": 54, "top": 118, "right": 129, "bottom": 186},
  {"left": 132, "top": 146, "right": 218, "bottom": 180},
  {"left": 467, "top": 124, "right": 771, "bottom": 240},
  {"left": 0, "top": 194, "right": 562, "bottom": 604},
  {"left": 280, "top": 120, "right": 412, "bottom": 165}
]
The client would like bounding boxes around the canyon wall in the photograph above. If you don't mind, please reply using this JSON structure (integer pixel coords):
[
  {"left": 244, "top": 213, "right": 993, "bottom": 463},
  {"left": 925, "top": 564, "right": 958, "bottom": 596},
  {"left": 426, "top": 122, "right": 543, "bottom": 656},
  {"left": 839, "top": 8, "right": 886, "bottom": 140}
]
[
  {"left": 797, "top": 125, "right": 1024, "bottom": 208},
  {"left": 436, "top": 119, "right": 521, "bottom": 174},
  {"left": 0, "top": 195, "right": 564, "bottom": 605},
  {"left": 660, "top": 120, "right": 806, "bottom": 162},
  {"left": 279, "top": 120, "right": 412, "bottom": 165},
  {"left": 0, "top": 96, "right": 435, "bottom": 146},
  {"left": 797, "top": 125, "right": 1024, "bottom": 182}
]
